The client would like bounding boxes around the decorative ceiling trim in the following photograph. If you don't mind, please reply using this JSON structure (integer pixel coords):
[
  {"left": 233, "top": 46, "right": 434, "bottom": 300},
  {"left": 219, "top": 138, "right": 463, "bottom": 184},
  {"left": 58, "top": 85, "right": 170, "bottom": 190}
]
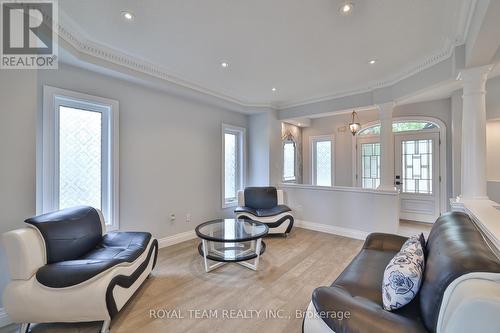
[
  {"left": 57, "top": 13, "right": 271, "bottom": 109},
  {"left": 56, "top": 0, "right": 476, "bottom": 111},
  {"left": 278, "top": 40, "right": 457, "bottom": 109}
]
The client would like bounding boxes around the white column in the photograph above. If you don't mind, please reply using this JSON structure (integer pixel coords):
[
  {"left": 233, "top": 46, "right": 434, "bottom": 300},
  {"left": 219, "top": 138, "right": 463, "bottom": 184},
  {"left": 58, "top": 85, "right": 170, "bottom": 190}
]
[
  {"left": 377, "top": 102, "right": 395, "bottom": 191},
  {"left": 459, "top": 65, "right": 492, "bottom": 200}
]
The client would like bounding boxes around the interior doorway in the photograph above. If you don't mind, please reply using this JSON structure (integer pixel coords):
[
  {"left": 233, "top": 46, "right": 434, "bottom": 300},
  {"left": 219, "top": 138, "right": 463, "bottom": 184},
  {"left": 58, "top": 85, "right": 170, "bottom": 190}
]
[{"left": 355, "top": 118, "right": 445, "bottom": 223}]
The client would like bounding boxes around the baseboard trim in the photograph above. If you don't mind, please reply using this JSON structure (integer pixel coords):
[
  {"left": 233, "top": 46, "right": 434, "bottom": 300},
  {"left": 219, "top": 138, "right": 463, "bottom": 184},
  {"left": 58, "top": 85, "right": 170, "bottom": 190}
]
[
  {"left": 157, "top": 222, "right": 368, "bottom": 248},
  {"left": 0, "top": 307, "right": 12, "bottom": 328},
  {"left": 158, "top": 230, "right": 197, "bottom": 249},
  {"left": 295, "top": 220, "right": 368, "bottom": 240}
]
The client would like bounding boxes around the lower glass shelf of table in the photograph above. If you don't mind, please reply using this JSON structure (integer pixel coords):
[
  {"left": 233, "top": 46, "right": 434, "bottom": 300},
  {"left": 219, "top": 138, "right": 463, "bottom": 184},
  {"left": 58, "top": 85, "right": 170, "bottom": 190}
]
[{"left": 195, "top": 219, "right": 269, "bottom": 272}]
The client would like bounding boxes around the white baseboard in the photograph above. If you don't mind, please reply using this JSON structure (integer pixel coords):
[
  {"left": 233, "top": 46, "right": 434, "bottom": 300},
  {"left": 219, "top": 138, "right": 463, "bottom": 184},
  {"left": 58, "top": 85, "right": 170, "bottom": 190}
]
[
  {"left": 295, "top": 220, "right": 368, "bottom": 240},
  {"left": 158, "top": 230, "right": 197, "bottom": 249},
  {"left": 0, "top": 307, "right": 12, "bottom": 328}
]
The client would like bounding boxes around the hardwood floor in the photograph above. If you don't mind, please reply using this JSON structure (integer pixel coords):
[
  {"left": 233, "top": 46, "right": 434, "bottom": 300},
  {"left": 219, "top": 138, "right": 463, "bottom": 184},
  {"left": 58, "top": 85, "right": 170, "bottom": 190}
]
[
  {"left": 112, "top": 228, "right": 362, "bottom": 333},
  {"left": 1, "top": 228, "right": 362, "bottom": 333}
]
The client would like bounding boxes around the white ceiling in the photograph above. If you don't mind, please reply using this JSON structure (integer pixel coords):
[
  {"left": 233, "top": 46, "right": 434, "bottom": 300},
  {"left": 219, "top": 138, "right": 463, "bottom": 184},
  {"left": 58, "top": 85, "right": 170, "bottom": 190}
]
[{"left": 59, "top": 0, "right": 469, "bottom": 107}]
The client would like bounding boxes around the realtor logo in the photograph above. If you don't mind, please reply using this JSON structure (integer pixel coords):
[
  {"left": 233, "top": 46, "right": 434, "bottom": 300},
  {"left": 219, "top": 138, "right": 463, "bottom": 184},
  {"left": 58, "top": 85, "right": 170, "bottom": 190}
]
[{"left": 1, "top": 0, "right": 58, "bottom": 69}]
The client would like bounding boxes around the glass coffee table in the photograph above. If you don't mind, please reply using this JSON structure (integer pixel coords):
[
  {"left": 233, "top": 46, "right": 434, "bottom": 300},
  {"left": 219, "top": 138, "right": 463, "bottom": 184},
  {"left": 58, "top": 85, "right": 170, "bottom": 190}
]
[{"left": 195, "top": 218, "right": 269, "bottom": 272}]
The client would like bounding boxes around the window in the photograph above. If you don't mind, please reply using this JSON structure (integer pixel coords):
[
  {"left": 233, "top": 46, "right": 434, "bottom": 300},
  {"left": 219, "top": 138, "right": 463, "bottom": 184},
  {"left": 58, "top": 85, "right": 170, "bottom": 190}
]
[
  {"left": 40, "top": 86, "right": 119, "bottom": 229},
  {"left": 311, "top": 136, "right": 334, "bottom": 186},
  {"left": 357, "top": 121, "right": 438, "bottom": 136},
  {"left": 401, "top": 139, "right": 433, "bottom": 194},
  {"left": 283, "top": 139, "right": 296, "bottom": 182},
  {"left": 222, "top": 124, "right": 245, "bottom": 208},
  {"left": 360, "top": 142, "right": 380, "bottom": 189}
]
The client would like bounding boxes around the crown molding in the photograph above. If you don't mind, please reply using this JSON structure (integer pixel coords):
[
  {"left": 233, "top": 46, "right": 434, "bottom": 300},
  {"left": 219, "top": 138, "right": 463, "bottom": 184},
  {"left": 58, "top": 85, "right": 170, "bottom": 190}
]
[
  {"left": 57, "top": 10, "right": 274, "bottom": 110},
  {"left": 56, "top": 1, "right": 477, "bottom": 111},
  {"left": 57, "top": 27, "right": 273, "bottom": 110},
  {"left": 277, "top": 0, "right": 476, "bottom": 109},
  {"left": 276, "top": 40, "right": 457, "bottom": 109}
]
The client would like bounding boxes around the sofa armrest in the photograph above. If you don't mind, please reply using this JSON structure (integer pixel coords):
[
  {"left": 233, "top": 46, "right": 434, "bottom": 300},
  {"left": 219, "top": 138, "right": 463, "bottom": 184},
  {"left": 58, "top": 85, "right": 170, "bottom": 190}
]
[
  {"left": 312, "top": 286, "right": 427, "bottom": 333},
  {"left": 2, "top": 227, "right": 46, "bottom": 280},
  {"left": 362, "top": 233, "right": 408, "bottom": 252}
]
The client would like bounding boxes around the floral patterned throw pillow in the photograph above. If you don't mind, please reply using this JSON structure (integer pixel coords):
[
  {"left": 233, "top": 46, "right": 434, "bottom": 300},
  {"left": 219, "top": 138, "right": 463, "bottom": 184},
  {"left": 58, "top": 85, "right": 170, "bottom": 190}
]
[{"left": 382, "top": 234, "right": 425, "bottom": 311}]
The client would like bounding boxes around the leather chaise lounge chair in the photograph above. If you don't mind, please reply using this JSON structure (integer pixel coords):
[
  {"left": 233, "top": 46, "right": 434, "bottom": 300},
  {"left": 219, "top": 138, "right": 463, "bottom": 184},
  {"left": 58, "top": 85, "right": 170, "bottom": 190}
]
[
  {"left": 303, "top": 212, "right": 500, "bottom": 333},
  {"left": 1, "top": 206, "right": 158, "bottom": 333},
  {"left": 235, "top": 186, "right": 294, "bottom": 235}
]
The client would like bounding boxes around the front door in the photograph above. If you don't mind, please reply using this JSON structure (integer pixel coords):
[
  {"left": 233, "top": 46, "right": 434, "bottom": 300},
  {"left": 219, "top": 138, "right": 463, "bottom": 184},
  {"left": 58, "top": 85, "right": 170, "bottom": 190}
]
[{"left": 395, "top": 132, "right": 440, "bottom": 223}]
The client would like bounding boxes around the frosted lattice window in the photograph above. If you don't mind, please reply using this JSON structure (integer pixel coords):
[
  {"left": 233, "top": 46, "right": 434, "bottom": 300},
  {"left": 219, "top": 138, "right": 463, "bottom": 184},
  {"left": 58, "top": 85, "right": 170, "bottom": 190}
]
[
  {"left": 315, "top": 141, "right": 332, "bottom": 186},
  {"left": 224, "top": 132, "right": 237, "bottom": 202},
  {"left": 59, "top": 106, "right": 102, "bottom": 209},
  {"left": 401, "top": 139, "right": 433, "bottom": 194},
  {"left": 361, "top": 143, "right": 380, "bottom": 189},
  {"left": 283, "top": 141, "right": 296, "bottom": 181}
]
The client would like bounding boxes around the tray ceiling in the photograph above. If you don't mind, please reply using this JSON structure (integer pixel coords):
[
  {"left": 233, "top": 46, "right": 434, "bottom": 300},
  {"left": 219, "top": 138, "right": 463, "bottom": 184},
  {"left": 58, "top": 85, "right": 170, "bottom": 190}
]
[{"left": 59, "top": 0, "right": 473, "bottom": 107}]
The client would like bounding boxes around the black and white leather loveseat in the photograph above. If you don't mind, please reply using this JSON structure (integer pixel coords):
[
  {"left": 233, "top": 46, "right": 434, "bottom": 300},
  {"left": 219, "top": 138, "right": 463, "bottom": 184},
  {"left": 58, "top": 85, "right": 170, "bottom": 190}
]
[
  {"left": 303, "top": 212, "right": 500, "bottom": 333},
  {"left": 235, "top": 186, "right": 294, "bottom": 235},
  {"left": 1, "top": 206, "right": 158, "bottom": 333}
]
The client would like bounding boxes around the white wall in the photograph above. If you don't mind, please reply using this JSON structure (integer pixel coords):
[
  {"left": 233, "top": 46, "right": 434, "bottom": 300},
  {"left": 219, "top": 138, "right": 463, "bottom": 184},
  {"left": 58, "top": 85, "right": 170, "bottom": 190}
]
[
  {"left": 280, "top": 184, "right": 400, "bottom": 236},
  {"left": 301, "top": 99, "right": 453, "bottom": 199},
  {"left": 0, "top": 63, "right": 248, "bottom": 311},
  {"left": 247, "top": 110, "right": 283, "bottom": 187},
  {"left": 487, "top": 121, "right": 500, "bottom": 180},
  {"left": 486, "top": 76, "right": 500, "bottom": 203},
  {"left": 451, "top": 90, "right": 463, "bottom": 197},
  {"left": 486, "top": 75, "right": 500, "bottom": 120},
  {"left": 0, "top": 71, "right": 38, "bottom": 309},
  {"left": 247, "top": 113, "right": 270, "bottom": 186},
  {"left": 37, "top": 63, "right": 248, "bottom": 237},
  {"left": 268, "top": 110, "right": 283, "bottom": 186}
]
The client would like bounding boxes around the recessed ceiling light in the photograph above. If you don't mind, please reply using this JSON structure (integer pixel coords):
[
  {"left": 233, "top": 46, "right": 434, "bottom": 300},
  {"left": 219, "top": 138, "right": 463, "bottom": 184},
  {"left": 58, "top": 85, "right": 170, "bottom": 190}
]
[
  {"left": 298, "top": 123, "right": 302, "bottom": 126},
  {"left": 221, "top": 62, "right": 229, "bottom": 68},
  {"left": 369, "top": 59, "right": 377, "bottom": 65},
  {"left": 121, "top": 11, "right": 134, "bottom": 21},
  {"left": 272, "top": 87, "right": 277, "bottom": 92},
  {"left": 339, "top": 2, "right": 354, "bottom": 15}
]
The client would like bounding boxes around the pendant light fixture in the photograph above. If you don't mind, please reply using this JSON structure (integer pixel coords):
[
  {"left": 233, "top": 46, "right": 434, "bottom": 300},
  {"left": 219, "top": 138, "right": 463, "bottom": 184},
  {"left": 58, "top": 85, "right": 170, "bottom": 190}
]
[{"left": 349, "top": 110, "right": 361, "bottom": 136}]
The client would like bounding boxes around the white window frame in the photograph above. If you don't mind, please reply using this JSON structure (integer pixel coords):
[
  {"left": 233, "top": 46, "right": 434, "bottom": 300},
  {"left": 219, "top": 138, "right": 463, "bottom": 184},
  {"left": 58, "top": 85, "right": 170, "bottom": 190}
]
[
  {"left": 282, "top": 139, "right": 297, "bottom": 182},
  {"left": 222, "top": 123, "right": 246, "bottom": 208},
  {"left": 310, "top": 135, "right": 335, "bottom": 187},
  {"left": 356, "top": 137, "right": 381, "bottom": 189},
  {"left": 39, "top": 86, "right": 120, "bottom": 230}
]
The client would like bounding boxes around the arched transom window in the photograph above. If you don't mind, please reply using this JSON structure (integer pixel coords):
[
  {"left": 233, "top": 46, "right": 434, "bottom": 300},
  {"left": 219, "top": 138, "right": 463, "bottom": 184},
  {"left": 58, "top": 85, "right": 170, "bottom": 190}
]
[{"left": 357, "top": 121, "right": 439, "bottom": 136}]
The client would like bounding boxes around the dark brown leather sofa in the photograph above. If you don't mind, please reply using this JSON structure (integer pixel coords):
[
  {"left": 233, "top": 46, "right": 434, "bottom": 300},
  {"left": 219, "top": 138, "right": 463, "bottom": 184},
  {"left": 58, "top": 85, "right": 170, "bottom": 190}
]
[{"left": 303, "top": 212, "right": 500, "bottom": 333}]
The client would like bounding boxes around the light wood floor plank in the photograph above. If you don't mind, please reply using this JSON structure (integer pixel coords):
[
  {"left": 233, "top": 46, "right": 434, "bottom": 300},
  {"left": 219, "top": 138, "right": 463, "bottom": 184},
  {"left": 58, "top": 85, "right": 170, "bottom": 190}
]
[
  {"left": 110, "top": 228, "right": 363, "bottom": 333},
  {"left": 1, "top": 228, "right": 363, "bottom": 333}
]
